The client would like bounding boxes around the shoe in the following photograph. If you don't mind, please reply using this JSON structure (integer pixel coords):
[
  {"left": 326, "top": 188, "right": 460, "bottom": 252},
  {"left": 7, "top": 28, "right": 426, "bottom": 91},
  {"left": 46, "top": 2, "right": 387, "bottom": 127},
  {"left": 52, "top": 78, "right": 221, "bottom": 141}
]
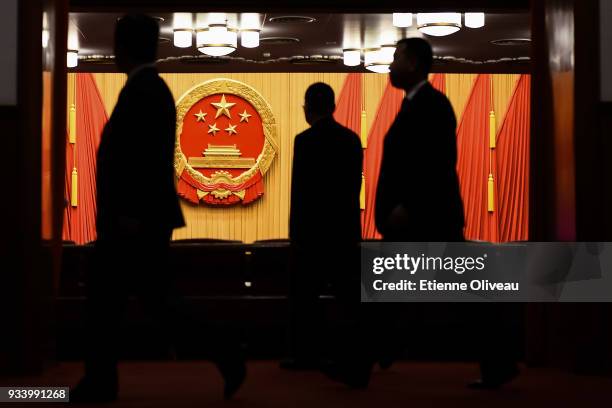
[
  {"left": 279, "top": 358, "right": 322, "bottom": 371},
  {"left": 70, "top": 375, "right": 118, "bottom": 403},
  {"left": 321, "top": 360, "right": 373, "bottom": 390},
  {"left": 216, "top": 354, "right": 247, "bottom": 400},
  {"left": 467, "top": 366, "right": 519, "bottom": 390}
]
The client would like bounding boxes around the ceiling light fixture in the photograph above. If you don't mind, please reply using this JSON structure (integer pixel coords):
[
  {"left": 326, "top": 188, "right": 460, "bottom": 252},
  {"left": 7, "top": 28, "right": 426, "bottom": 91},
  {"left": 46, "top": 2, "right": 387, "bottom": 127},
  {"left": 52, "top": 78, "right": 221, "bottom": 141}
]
[
  {"left": 207, "top": 12, "right": 228, "bottom": 26},
  {"left": 197, "top": 24, "right": 238, "bottom": 56},
  {"left": 67, "top": 20, "right": 80, "bottom": 68},
  {"left": 417, "top": 13, "right": 462, "bottom": 37},
  {"left": 241, "top": 29, "right": 260, "bottom": 48},
  {"left": 67, "top": 49, "right": 79, "bottom": 68},
  {"left": 42, "top": 12, "right": 50, "bottom": 48},
  {"left": 465, "top": 12, "right": 485, "bottom": 28},
  {"left": 173, "top": 29, "right": 193, "bottom": 48},
  {"left": 173, "top": 13, "right": 193, "bottom": 48},
  {"left": 364, "top": 45, "right": 395, "bottom": 73},
  {"left": 392, "top": 13, "right": 413, "bottom": 28},
  {"left": 343, "top": 49, "right": 361, "bottom": 66},
  {"left": 240, "top": 13, "right": 261, "bottom": 48},
  {"left": 42, "top": 30, "right": 50, "bottom": 48}
]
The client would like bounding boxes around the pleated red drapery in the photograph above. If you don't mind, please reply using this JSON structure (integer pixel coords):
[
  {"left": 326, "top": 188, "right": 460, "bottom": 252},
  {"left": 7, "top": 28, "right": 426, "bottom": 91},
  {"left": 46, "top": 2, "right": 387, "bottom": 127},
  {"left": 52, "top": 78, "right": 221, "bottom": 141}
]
[
  {"left": 63, "top": 73, "right": 107, "bottom": 244},
  {"left": 333, "top": 73, "right": 362, "bottom": 135},
  {"left": 456, "top": 74, "right": 500, "bottom": 242},
  {"left": 430, "top": 73, "right": 446, "bottom": 94},
  {"left": 496, "top": 75, "right": 530, "bottom": 241},
  {"left": 360, "top": 81, "right": 405, "bottom": 239}
]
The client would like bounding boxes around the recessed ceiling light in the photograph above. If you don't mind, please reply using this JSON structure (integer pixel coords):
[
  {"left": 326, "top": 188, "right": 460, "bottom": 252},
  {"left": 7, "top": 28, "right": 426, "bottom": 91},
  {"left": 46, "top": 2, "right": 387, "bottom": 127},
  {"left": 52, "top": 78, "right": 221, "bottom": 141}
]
[
  {"left": 78, "top": 55, "right": 116, "bottom": 65},
  {"left": 259, "top": 37, "right": 300, "bottom": 45},
  {"left": 290, "top": 56, "right": 337, "bottom": 65},
  {"left": 178, "top": 56, "right": 230, "bottom": 65},
  {"left": 116, "top": 16, "right": 165, "bottom": 22},
  {"left": 490, "top": 38, "right": 531, "bottom": 46},
  {"left": 268, "top": 16, "right": 316, "bottom": 24}
]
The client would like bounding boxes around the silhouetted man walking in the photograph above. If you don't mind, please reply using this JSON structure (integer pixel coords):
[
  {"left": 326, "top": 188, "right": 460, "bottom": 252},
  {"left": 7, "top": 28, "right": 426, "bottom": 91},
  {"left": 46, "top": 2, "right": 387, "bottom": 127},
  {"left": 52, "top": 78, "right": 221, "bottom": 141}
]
[
  {"left": 375, "top": 38, "right": 464, "bottom": 242},
  {"left": 375, "top": 37, "right": 518, "bottom": 389},
  {"left": 71, "top": 14, "right": 245, "bottom": 403}
]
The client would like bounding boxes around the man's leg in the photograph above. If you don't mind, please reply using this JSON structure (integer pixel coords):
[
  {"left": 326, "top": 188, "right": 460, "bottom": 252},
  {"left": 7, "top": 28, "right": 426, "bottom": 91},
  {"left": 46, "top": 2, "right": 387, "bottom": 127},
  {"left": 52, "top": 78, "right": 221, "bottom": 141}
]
[
  {"left": 72, "top": 237, "right": 129, "bottom": 402},
  {"left": 134, "top": 228, "right": 246, "bottom": 399},
  {"left": 322, "top": 246, "right": 375, "bottom": 389},
  {"left": 469, "top": 303, "right": 520, "bottom": 389},
  {"left": 283, "top": 245, "right": 324, "bottom": 369}
]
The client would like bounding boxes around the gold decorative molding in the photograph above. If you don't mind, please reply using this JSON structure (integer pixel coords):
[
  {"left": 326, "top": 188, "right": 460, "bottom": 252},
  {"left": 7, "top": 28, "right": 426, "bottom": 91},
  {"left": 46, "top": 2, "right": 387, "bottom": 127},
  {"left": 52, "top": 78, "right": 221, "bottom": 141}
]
[
  {"left": 211, "top": 189, "right": 232, "bottom": 199},
  {"left": 189, "top": 157, "right": 255, "bottom": 169}
]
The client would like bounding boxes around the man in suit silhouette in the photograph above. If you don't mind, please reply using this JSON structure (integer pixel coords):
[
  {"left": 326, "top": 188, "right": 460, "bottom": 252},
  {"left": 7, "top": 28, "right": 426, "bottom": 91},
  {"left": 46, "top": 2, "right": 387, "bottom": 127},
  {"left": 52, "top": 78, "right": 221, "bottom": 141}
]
[
  {"left": 71, "top": 14, "right": 244, "bottom": 402},
  {"left": 375, "top": 38, "right": 464, "bottom": 242},
  {"left": 283, "top": 83, "right": 363, "bottom": 371},
  {"left": 375, "top": 37, "right": 518, "bottom": 389}
]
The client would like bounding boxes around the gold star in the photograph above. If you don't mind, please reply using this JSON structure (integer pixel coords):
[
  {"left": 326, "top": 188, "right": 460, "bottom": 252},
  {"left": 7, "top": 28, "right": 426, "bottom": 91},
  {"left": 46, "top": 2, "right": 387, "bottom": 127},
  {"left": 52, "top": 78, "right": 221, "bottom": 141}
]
[
  {"left": 239, "top": 109, "right": 252, "bottom": 123},
  {"left": 225, "top": 124, "right": 238, "bottom": 135},
  {"left": 194, "top": 110, "right": 207, "bottom": 122},
  {"left": 211, "top": 94, "right": 236, "bottom": 119},
  {"left": 208, "top": 122, "right": 220, "bottom": 135}
]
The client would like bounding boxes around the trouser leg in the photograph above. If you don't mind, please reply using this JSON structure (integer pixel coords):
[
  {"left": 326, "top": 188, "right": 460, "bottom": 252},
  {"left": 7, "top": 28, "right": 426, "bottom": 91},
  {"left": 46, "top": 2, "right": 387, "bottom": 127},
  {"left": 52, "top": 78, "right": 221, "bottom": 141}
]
[
  {"left": 83, "top": 238, "right": 129, "bottom": 382},
  {"left": 287, "top": 246, "right": 323, "bottom": 361}
]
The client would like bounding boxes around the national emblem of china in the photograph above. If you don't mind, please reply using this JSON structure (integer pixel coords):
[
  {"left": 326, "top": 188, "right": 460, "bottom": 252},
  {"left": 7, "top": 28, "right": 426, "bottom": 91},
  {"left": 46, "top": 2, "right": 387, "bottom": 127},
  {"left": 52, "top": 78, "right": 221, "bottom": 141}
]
[{"left": 174, "top": 78, "right": 278, "bottom": 205}]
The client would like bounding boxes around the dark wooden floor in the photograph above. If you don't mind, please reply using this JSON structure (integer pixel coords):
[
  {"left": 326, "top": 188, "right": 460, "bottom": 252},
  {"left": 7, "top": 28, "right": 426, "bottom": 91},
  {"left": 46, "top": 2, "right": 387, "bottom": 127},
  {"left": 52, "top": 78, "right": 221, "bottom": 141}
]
[{"left": 2, "top": 361, "right": 611, "bottom": 407}]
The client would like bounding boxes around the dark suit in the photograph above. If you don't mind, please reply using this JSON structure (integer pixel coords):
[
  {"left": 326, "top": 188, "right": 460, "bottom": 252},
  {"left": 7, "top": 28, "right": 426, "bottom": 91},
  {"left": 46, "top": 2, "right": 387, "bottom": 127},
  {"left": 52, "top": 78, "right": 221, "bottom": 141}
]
[
  {"left": 287, "top": 116, "right": 363, "bottom": 362},
  {"left": 290, "top": 116, "right": 363, "bottom": 244},
  {"left": 375, "top": 82, "right": 464, "bottom": 241},
  {"left": 96, "top": 65, "right": 184, "bottom": 236},
  {"left": 374, "top": 83, "right": 517, "bottom": 383},
  {"left": 85, "top": 66, "right": 188, "bottom": 381}
]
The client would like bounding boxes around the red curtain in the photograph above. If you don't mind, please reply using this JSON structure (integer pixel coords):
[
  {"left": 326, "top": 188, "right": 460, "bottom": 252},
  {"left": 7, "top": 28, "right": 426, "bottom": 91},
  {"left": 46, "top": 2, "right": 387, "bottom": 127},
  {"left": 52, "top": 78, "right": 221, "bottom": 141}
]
[
  {"left": 361, "top": 81, "right": 404, "bottom": 239},
  {"left": 456, "top": 74, "right": 500, "bottom": 242},
  {"left": 430, "top": 73, "right": 446, "bottom": 94},
  {"left": 334, "top": 73, "right": 362, "bottom": 135},
  {"left": 496, "top": 75, "right": 530, "bottom": 241},
  {"left": 63, "top": 73, "right": 107, "bottom": 244}
]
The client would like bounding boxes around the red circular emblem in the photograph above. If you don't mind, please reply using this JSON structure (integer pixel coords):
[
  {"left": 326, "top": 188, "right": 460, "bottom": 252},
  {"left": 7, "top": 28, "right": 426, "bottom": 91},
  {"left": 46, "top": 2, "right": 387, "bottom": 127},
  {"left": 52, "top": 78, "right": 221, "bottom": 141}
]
[{"left": 174, "top": 79, "right": 278, "bottom": 205}]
